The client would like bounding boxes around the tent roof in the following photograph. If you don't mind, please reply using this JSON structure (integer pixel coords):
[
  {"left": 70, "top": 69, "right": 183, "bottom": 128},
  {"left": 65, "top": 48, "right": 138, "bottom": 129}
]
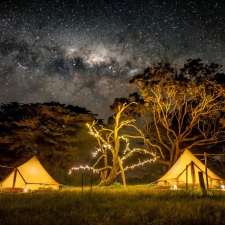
[
  {"left": 16, "top": 156, "right": 59, "bottom": 185},
  {"left": 0, "top": 155, "right": 39, "bottom": 179}
]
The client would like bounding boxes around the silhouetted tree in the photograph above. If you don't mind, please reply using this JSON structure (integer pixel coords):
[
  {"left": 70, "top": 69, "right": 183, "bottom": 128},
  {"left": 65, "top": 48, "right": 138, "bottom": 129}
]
[
  {"left": 0, "top": 102, "right": 96, "bottom": 183},
  {"left": 112, "top": 59, "right": 225, "bottom": 167}
]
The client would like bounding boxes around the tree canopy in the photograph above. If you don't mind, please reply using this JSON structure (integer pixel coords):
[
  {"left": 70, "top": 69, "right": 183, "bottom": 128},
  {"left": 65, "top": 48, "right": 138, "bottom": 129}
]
[
  {"left": 112, "top": 59, "right": 225, "bottom": 167},
  {"left": 0, "top": 102, "right": 96, "bottom": 183}
]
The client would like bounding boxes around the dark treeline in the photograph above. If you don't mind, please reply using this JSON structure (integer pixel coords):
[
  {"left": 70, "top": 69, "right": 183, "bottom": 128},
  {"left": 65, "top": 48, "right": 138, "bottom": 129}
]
[{"left": 0, "top": 102, "right": 96, "bottom": 184}]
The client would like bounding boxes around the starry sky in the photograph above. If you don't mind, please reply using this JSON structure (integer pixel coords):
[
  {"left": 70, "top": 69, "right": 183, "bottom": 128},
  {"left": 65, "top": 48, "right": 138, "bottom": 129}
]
[{"left": 0, "top": 0, "right": 225, "bottom": 118}]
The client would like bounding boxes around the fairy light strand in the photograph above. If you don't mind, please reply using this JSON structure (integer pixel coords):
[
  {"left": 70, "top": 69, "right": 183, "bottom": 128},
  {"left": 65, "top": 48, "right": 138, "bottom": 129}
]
[{"left": 69, "top": 117, "right": 158, "bottom": 177}]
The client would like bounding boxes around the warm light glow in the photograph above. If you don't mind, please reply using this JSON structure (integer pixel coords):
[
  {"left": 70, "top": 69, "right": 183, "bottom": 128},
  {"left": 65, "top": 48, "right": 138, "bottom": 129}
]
[
  {"left": 1, "top": 156, "right": 59, "bottom": 190},
  {"left": 124, "top": 157, "right": 157, "bottom": 171},
  {"left": 29, "top": 166, "right": 38, "bottom": 174},
  {"left": 157, "top": 149, "right": 224, "bottom": 188},
  {"left": 70, "top": 103, "right": 158, "bottom": 187},
  {"left": 69, "top": 165, "right": 99, "bottom": 174},
  {"left": 170, "top": 184, "right": 178, "bottom": 190},
  {"left": 92, "top": 151, "right": 98, "bottom": 158},
  {"left": 23, "top": 187, "right": 29, "bottom": 193}
]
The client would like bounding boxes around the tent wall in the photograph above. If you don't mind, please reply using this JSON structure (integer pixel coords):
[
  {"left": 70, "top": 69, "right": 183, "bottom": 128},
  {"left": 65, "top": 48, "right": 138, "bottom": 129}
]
[
  {"left": 1, "top": 170, "right": 25, "bottom": 189},
  {"left": 156, "top": 149, "right": 224, "bottom": 189},
  {"left": 0, "top": 156, "right": 59, "bottom": 191}
]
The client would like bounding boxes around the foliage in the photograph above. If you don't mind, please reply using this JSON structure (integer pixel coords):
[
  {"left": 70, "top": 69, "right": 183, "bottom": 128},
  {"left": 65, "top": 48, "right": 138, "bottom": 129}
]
[
  {"left": 0, "top": 102, "right": 96, "bottom": 183},
  {"left": 112, "top": 59, "right": 225, "bottom": 166}
]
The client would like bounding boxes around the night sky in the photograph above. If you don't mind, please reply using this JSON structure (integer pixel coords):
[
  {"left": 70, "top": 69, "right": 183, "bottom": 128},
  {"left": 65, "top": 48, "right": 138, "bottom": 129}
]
[{"left": 1, "top": 0, "right": 225, "bottom": 118}]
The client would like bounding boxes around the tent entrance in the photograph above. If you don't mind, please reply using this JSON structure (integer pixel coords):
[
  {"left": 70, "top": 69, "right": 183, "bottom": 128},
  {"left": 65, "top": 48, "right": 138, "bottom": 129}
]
[
  {"left": 160, "top": 160, "right": 224, "bottom": 190},
  {"left": 156, "top": 149, "right": 225, "bottom": 189},
  {"left": 176, "top": 160, "right": 206, "bottom": 190},
  {"left": 12, "top": 168, "right": 26, "bottom": 189}
]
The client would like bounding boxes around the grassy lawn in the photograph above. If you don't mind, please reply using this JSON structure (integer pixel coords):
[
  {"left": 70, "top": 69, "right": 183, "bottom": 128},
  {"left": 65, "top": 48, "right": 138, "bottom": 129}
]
[{"left": 0, "top": 185, "right": 225, "bottom": 225}]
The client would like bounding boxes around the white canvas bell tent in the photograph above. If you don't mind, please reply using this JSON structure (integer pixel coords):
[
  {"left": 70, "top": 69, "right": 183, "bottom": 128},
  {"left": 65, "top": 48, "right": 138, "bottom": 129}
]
[
  {"left": 156, "top": 149, "right": 225, "bottom": 189},
  {"left": 0, "top": 156, "right": 59, "bottom": 191}
]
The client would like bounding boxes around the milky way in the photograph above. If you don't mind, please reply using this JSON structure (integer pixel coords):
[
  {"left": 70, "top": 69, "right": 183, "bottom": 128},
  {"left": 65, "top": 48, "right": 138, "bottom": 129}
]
[{"left": 0, "top": 0, "right": 225, "bottom": 118}]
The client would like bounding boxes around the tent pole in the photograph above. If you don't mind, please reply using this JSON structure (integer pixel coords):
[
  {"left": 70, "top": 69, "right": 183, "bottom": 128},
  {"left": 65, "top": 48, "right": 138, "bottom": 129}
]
[
  {"left": 204, "top": 152, "right": 208, "bottom": 189},
  {"left": 81, "top": 173, "right": 84, "bottom": 193},
  {"left": 190, "top": 161, "right": 195, "bottom": 191},
  {"left": 12, "top": 168, "right": 17, "bottom": 189},
  {"left": 186, "top": 165, "right": 188, "bottom": 191},
  {"left": 198, "top": 171, "right": 207, "bottom": 196}
]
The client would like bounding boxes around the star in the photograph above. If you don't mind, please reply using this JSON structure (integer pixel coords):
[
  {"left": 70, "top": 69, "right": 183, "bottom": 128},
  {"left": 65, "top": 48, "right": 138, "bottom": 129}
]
[{"left": 0, "top": 0, "right": 224, "bottom": 118}]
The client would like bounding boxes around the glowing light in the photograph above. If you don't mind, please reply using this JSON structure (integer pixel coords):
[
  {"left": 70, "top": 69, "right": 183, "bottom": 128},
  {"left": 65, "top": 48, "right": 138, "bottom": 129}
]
[
  {"left": 30, "top": 166, "right": 38, "bottom": 174},
  {"left": 92, "top": 151, "right": 98, "bottom": 157},
  {"left": 68, "top": 165, "right": 99, "bottom": 174},
  {"left": 92, "top": 148, "right": 102, "bottom": 157},
  {"left": 102, "top": 144, "right": 112, "bottom": 149},
  {"left": 221, "top": 184, "right": 225, "bottom": 190},
  {"left": 170, "top": 184, "right": 178, "bottom": 190},
  {"left": 70, "top": 104, "right": 158, "bottom": 186},
  {"left": 124, "top": 157, "right": 157, "bottom": 171},
  {"left": 23, "top": 187, "right": 29, "bottom": 193}
]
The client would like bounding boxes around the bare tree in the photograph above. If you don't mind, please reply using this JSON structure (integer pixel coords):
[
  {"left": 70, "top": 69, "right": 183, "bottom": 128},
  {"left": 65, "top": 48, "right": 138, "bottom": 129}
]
[{"left": 69, "top": 103, "right": 157, "bottom": 187}]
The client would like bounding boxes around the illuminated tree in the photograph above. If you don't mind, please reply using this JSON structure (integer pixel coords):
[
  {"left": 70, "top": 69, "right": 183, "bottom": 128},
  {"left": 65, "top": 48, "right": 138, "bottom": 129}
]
[
  {"left": 69, "top": 103, "right": 157, "bottom": 187},
  {"left": 129, "top": 59, "right": 225, "bottom": 167}
]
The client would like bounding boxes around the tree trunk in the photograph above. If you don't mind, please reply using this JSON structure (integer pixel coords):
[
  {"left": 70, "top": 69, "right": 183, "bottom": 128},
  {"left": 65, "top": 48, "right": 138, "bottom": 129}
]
[
  {"left": 118, "top": 157, "right": 126, "bottom": 188},
  {"left": 99, "top": 167, "right": 118, "bottom": 186},
  {"left": 172, "top": 142, "right": 180, "bottom": 164},
  {"left": 99, "top": 157, "right": 119, "bottom": 186}
]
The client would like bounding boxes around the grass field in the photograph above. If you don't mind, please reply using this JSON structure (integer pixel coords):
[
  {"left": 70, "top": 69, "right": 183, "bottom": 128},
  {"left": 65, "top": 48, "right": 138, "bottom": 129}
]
[{"left": 0, "top": 185, "right": 225, "bottom": 225}]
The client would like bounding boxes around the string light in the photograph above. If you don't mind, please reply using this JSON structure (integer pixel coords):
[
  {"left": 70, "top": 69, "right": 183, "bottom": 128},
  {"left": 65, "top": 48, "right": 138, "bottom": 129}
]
[
  {"left": 102, "top": 144, "right": 112, "bottom": 149},
  {"left": 91, "top": 148, "right": 102, "bottom": 157},
  {"left": 124, "top": 157, "right": 157, "bottom": 171},
  {"left": 69, "top": 165, "right": 99, "bottom": 174},
  {"left": 23, "top": 186, "right": 29, "bottom": 193},
  {"left": 70, "top": 108, "right": 158, "bottom": 183},
  {"left": 122, "top": 148, "right": 156, "bottom": 161},
  {"left": 170, "top": 184, "right": 178, "bottom": 190}
]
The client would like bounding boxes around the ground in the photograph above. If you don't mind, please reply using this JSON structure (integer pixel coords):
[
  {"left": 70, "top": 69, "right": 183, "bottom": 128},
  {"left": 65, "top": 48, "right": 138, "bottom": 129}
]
[{"left": 0, "top": 185, "right": 225, "bottom": 225}]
